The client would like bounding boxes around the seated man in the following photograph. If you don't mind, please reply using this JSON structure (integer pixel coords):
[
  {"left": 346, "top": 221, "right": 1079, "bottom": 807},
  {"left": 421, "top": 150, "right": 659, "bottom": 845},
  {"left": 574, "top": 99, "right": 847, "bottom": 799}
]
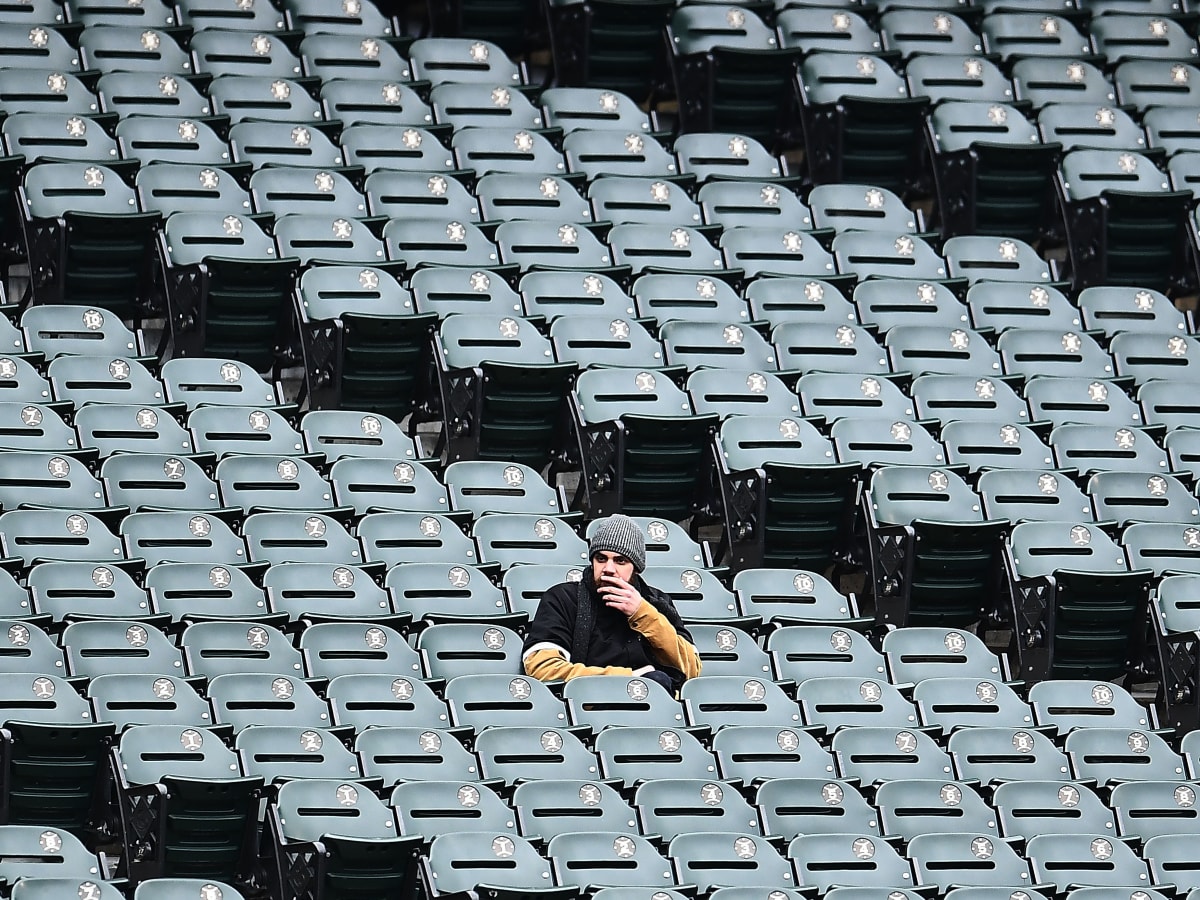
[{"left": 522, "top": 514, "right": 702, "bottom": 692}]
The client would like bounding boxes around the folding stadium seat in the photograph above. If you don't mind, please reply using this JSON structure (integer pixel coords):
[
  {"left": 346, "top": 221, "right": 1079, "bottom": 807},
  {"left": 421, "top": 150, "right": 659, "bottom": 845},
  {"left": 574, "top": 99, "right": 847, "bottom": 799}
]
[
  {"left": 798, "top": 675, "right": 920, "bottom": 734},
  {"left": 713, "top": 414, "right": 859, "bottom": 572},
  {"left": 120, "top": 510, "right": 247, "bottom": 567},
  {"left": 182, "top": 620, "right": 303, "bottom": 682},
  {"left": 416, "top": 622, "right": 522, "bottom": 683},
  {"left": 587, "top": 175, "right": 703, "bottom": 229},
  {"left": 1050, "top": 422, "right": 1169, "bottom": 475},
  {"left": 1167, "top": 429, "right": 1200, "bottom": 481},
  {"left": 321, "top": 78, "right": 434, "bottom": 131},
  {"left": 111, "top": 724, "right": 261, "bottom": 884},
  {"left": 854, "top": 280, "right": 968, "bottom": 335},
  {"left": 164, "top": 357, "right": 282, "bottom": 409},
  {"left": 1112, "top": 332, "right": 1200, "bottom": 386},
  {"left": 410, "top": 265, "right": 522, "bottom": 318},
  {"left": 540, "top": 86, "right": 656, "bottom": 137},
  {"left": 368, "top": 170, "right": 480, "bottom": 224},
  {"left": 543, "top": 0, "right": 673, "bottom": 97},
  {"left": 1091, "top": 14, "right": 1199, "bottom": 64},
  {"left": 300, "top": 622, "right": 421, "bottom": 681},
  {"left": 261, "top": 564, "right": 393, "bottom": 628},
  {"left": 1143, "top": 106, "right": 1200, "bottom": 156},
  {"left": 698, "top": 179, "right": 817, "bottom": 233},
  {"left": 798, "top": 52, "right": 930, "bottom": 192},
  {"left": 1086, "top": 470, "right": 1197, "bottom": 526},
  {"left": 666, "top": 6, "right": 803, "bottom": 149},
  {"left": 77, "top": 406, "right": 197, "bottom": 458},
  {"left": 1027, "top": 832, "right": 1153, "bottom": 891},
  {"left": 451, "top": 127, "right": 567, "bottom": 179},
  {"left": 831, "top": 417, "right": 947, "bottom": 469},
  {"left": 299, "top": 32, "right": 413, "bottom": 84},
  {"left": 0, "top": 71, "right": 98, "bottom": 121},
  {"left": 833, "top": 232, "right": 950, "bottom": 283},
  {"left": 0, "top": 401, "right": 77, "bottom": 454},
  {"left": 0, "top": 825, "right": 110, "bottom": 883},
  {"left": 100, "top": 74, "right": 214, "bottom": 123},
  {"left": 340, "top": 124, "right": 458, "bottom": 176},
  {"left": 914, "top": 677, "right": 1036, "bottom": 734},
  {"left": 674, "top": 132, "right": 795, "bottom": 186},
  {"left": 61, "top": 619, "right": 183, "bottom": 679},
  {"left": 301, "top": 409, "right": 422, "bottom": 462},
  {"left": 443, "top": 672, "right": 569, "bottom": 733},
  {"left": 881, "top": 9, "right": 985, "bottom": 61},
  {"left": 407, "top": 36, "right": 525, "bottom": 86},
  {"left": 0, "top": 619, "right": 64, "bottom": 673},
  {"left": 159, "top": 212, "right": 299, "bottom": 371},
  {"left": 788, "top": 833, "right": 914, "bottom": 892},
  {"left": 755, "top": 777, "right": 879, "bottom": 842},
  {"left": 513, "top": 778, "right": 638, "bottom": 844},
  {"left": 943, "top": 235, "right": 1054, "bottom": 285},
  {"left": 734, "top": 568, "right": 867, "bottom": 629},
  {"left": 28, "top": 560, "right": 153, "bottom": 624},
  {"left": 1, "top": 509, "right": 123, "bottom": 568},
  {"left": 864, "top": 465, "right": 1008, "bottom": 627},
  {"left": 977, "top": 469, "right": 1095, "bottom": 524},
  {"left": 1057, "top": 149, "right": 1191, "bottom": 291},
  {"left": 925, "top": 101, "right": 1060, "bottom": 241},
  {"left": 18, "top": 163, "right": 160, "bottom": 317},
  {"left": 189, "top": 28, "right": 302, "bottom": 81},
  {"left": 0, "top": 354, "right": 51, "bottom": 405},
  {"left": 1078, "top": 285, "right": 1188, "bottom": 338},
  {"left": 0, "top": 0, "right": 66, "bottom": 28},
  {"left": 681, "top": 675, "right": 804, "bottom": 731},
  {"left": 776, "top": 7, "right": 886, "bottom": 57},
  {"left": 78, "top": 25, "right": 190, "bottom": 77},
  {"left": 430, "top": 82, "right": 544, "bottom": 133},
  {"left": 981, "top": 13, "right": 1095, "bottom": 65},
  {"left": 1012, "top": 58, "right": 1116, "bottom": 110},
  {"left": 570, "top": 368, "right": 718, "bottom": 520},
  {"left": 562, "top": 673, "right": 686, "bottom": 732},
  {"left": 187, "top": 407, "right": 307, "bottom": 460},
  {"left": 943, "top": 420, "right": 1056, "bottom": 472},
  {"left": 550, "top": 316, "right": 668, "bottom": 373},
  {"left": 228, "top": 121, "right": 345, "bottom": 172},
  {"left": 46, "top": 355, "right": 164, "bottom": 408},
  {"left": 1007, "top": 521, "right": 1153, "bottom": 680},
  {"left": 236, "top": 724, "right": 363, "bottom": 787},
  {"left": 475, "top": 725, "right": 601, "bottom": 785},
  {"left": 713, "top": 724, "right": 837, "bottom": 783},
  {"left": 633, "top": 272, "right": 752, "bottom": 326},
  {"left": 1114, "top": 60, "right": 1200, "bottom": 116},
  {"left": 768, "top": 623, "right": 886, "bottom": 683},
  {"left": 136, "top": 166, "right": 250, "bottom": 227},
  {"left": 496, "top": 220, "right": 620, "bottom": 275},
  {"left": 250, "top": 167, "right": 368, "bottom": 222},
  {"left": 207, "top": 75, "right": 324, "bottom": 127},
  {"left": 273, "top": 213, "right": 389, "bottom": 268},
  {"left": 608, "top": 223, "right": 724, "bottom": 278},
  {"left": 993, "top": 780, "right": 1115, "bottom": 842},
  {"left": 998, "top": 328, "right": 1115, "bottom": 382},
  {"left": 144, "top": 561, "right": 268, "bottom": 626},
  {"left": 0, "top": 671, "right": 114, "bottom": 830},
  {"left": 358, "top": 511, "right": 478, "bottom": 567},
  {"left": 949, "top": 725, "right": 1073, "bottom": 784},
  {"left": 21, "top": 304, "right": 146, "bottom": 362},
  {"left": 425, "top": 831, "right": 573, "bottom": 898},
  {"left": 501, "top": 563, "right": 586, "bottom": 621},
  {"left": 14, "top": 880, "right": 127, "bottom": 900},
  {"left": 1126, "top": 522, "right": 1200, "bottom": 577},
  {"left": 595, "top": 724, "right": 719, "bottom": 787},
  {"left": 1024, "top": 376, "right": 1144, "bottom": 429},
  {"left": 669, "top": 832, "right": 796, "bottom": 894},
  {"left": 563, "top": 129, "right": 682, "bottom": 182},
  {"left": 1145, "top": 836, "right": 1200, "bottom": 893},
  {"left": 241, "top": 511, "right": 360, "bottom": 567},
  {"left": 0, "top": 451, "right": 109, "bottom": 515},
  {"left": 966, "top": 282, "right": 1079, "bottom": 335},
  {"left": 386, "top": 561, "right": 518, "bottom": 627},
  {"left": 213, "top": 455, "right": 337, "bottom": 516},
  {"left": 907, "top": 54, "right": 1016, "bottom": 106},
  {"left": 908, "top": 832, "right": 1032, "bottom": 890},
  {"left": 431, "top": 313, "right": 575, "bottom": 468},
  {"left": 356, "top": 726, "right": 476, "bottom": 785},
  {"left": 883, "top": 626, "right": 1008, "bottom": 682},
  {"left": 876, "top": 782, "right": 999, "bottom": 843},
  {"left": 1152, "top": 574, "right": 1200, "bottom": 730},
  {"left": 473, "top": 513, "right": 591, "bottom": 570},
  {"left": 911, "top": 374, "right": 1031, "bottom": 427},
  {"left": 1109, "top": 780, "right": 1200, "bottom": 839},
  {"left": 87, "top": 671, "right": 214, "bottom": 731},
  {"left": 263, "top": 778, "right": 420, "bottom": 900},
  {"left": 684, "top": 624, "right": 772, "bottom": 679},
  {"left": 475, "top": 174, "right": 593, "bottom": 229},
  {"left": 329, "top": 459, "right": 447, "bottom": 518},
  {"left": 0, "top": 22, "right": 81, "bottom": 71},
  {"left": 326, "top": 672, "right": 450, "bottom": 733},
  {"left": 1037, "top": 103, "right": 1150, "bottom": 155},
  {"left": 773, "top": 322, "right": 890, "bottom": 375},
  {"left": 392, "top": 779, "right": 517, "bottom": 844},
  {"left": 385, "top": 217, "right": 503, "bottom": 276},
  {"left": 659, "top": 320, "right": 777, "bottom": 374}
]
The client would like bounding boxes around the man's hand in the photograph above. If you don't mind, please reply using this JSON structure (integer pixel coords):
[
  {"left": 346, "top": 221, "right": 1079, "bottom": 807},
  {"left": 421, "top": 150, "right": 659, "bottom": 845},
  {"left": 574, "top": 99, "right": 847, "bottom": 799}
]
[{"left": 597, "top": 573, "right": 644, "bottom": 616}]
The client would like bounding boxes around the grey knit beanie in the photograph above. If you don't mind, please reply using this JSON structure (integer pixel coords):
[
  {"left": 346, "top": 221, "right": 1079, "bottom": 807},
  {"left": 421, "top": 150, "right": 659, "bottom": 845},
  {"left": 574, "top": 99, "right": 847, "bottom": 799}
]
[{"left": 589, "top": 514, "right": 646, "bottom": 572}]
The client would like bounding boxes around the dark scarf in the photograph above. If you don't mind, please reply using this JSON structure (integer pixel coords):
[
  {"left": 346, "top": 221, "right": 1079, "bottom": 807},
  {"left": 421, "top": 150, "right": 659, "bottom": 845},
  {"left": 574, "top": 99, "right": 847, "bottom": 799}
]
[{"left": 570, "top": 572, "right": 602, "bottom": 664}]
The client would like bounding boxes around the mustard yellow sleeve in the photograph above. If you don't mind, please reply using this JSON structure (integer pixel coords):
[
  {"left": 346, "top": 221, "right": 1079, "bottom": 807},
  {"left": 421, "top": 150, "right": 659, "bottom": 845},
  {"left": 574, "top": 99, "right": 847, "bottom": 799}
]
[
  {"left": 628, "top": 600, "right": 703, "bottom": 680},
  {"left": 522, "top": 645, "right": 636, "bottom": 683}
]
